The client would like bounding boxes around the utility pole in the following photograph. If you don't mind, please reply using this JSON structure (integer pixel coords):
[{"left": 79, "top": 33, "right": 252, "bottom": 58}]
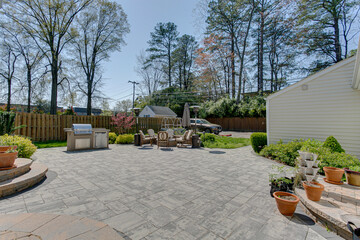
[{"left": 128, "top": 80, "right": 139, "bottom": 109}]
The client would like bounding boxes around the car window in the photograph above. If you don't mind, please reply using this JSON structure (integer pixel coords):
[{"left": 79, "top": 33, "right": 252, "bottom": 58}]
[
  {"left": 190, "top": 120, "right": 195, "bottom": 123},
  {"left": 201, "top": 119, "right": 210, "bottom": 124},
  {"left": 196, "top": 120, "right": 202, "bottom": 124}
]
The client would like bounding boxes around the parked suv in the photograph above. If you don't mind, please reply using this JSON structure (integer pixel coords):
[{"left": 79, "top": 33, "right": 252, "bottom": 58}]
[{"left": 190, "top": 118, "right": 222, "bottom": 134}]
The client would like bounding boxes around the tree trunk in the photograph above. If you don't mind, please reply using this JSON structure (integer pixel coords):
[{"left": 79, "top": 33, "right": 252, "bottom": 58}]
[
  {"left": 50, "top": 61, "right": 58, "bottom": 115},
  {"left": 259, "top": 3, "right": 265, "bottom": 92},
  {"left": 333, "top": 17, "right": 342, "bottom": 62},
  {"left": 27, "top": 67, "right": 32, "bottom": 113},
  {"left": 168, "top": 47, "right": 172, "bottom": 87},
  {"left": 231, "top": 33, "right": 235, "bottom": 99},
  {"left": 7, "top": 78, "right": 11, "bottom": 112}
]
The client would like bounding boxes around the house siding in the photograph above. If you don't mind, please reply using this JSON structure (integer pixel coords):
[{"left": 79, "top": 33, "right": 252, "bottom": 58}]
[{"left": 267, "top": 59, "right": 360, "bottom": 158}]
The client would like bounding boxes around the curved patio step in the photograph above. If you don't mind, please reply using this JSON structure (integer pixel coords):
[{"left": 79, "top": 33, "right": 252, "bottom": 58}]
[
  {"left": 0, "top": 163, "right": 48, "bottom": 198},
  {"left": 296, "top": 187, "right": 360, "bottom": 240},
  {"left": 0, "top": 213, "right": 125, "bottom": 240},
  {"left": 320, "top": 178, "right": 360, "bottom": 206},
  {"left": 0, "top": 158, "right": 33, "bottom": 183}
]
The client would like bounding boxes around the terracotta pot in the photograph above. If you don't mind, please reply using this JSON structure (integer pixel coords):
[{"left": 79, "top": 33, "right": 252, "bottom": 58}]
[
  {"left": 273, "top": 191, "right": 299, "bottom": 216},
  {"left": 0, "top": 146, "right": 17, "bottom": 153},
  {"left": 0, "top": 152, "right": 17, "bottom": 168},
  {"left": 323, "top": 167, "right": 344, "bottom": 183},
  {"left": 344, "top": 168, "right": 360, "bottom": 187},
  {"left": 303, "top": 182, "right": 324, "bottom": 201}
]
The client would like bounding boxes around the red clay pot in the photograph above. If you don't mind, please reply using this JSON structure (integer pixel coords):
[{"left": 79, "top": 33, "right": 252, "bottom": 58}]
[
  {"left": 303, "top": 182, "right": 324, "bottom": 201},
  {"left": 0, "top": 146, "right": 17, "bottom": 153},
  {"left": 273, "top": 191, "right": 300, "bottom": 216},
  {"left": 0, "top": 152, "right": 17, "bottom": 168},
  {"left": 323, "top": 167, "right": 344, "bottom": 183}
]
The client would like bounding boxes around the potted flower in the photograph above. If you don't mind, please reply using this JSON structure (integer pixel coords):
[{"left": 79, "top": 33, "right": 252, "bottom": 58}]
[
  {"left": 323, "top": 166, "right": 344, "bottom": 184},
  {"left": 269, "top": 166, "right": 294, "bottom": 197},
  {"left": 273, "top": 191, "right": 299, "bottom": 216},
  {"left": 344, "top": 166, "right": 360, "bottom": 187},
  {"left": 0, "top": 147, "right": 18, "bottom": 168},
  {"left": 303, "top": 181, "right": 324, "bottom": 201}
]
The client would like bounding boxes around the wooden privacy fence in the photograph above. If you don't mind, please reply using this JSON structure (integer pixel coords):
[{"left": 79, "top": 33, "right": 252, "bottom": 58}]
[
  {"left": 13, "top": 113, "right": 166, "bottom": 142},
  {"left": 206, "top": 117, "right": 266, "bottom": 132}
]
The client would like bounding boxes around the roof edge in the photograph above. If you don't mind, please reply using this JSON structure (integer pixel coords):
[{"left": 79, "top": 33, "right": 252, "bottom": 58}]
[{"left": 267, "top": 56, "right": 356, "bottom": 100}]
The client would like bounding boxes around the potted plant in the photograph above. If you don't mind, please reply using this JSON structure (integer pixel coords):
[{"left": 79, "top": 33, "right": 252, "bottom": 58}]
[
  {"left": 273, "top": 191, "right": 300, "bottom": 216},
  {"left": 303, "top": 181, "right": 324, "bottom": 201},
  {"left": 0, "top": 145, "right": 17, "bottom": 153},
  {"left": 269, "top": 166, "right": 294, "bottom": 197},
  {"left": 0, "top": 147, "right": 18, "bottom": 168},
  {"left": 323, "top": 166, "right": 344, "bottom": 184},
  {"left": 344, "top": 166, "right": 360, "bottom": 187}
]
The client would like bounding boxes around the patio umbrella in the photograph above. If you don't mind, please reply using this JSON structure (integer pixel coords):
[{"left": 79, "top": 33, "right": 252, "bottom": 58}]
[{"left": 182, "top": 103, "right": 191, "bottom": 128}]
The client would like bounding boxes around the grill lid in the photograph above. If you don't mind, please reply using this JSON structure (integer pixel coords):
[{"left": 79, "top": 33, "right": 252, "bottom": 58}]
[{"left": 72, "top": 124, "right": 92, "bottom": 135}]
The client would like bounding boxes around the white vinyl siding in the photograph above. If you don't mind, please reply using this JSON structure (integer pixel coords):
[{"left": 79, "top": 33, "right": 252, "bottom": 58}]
[{"left": 267, "top": 59, "right": 360, "bottom": 158}]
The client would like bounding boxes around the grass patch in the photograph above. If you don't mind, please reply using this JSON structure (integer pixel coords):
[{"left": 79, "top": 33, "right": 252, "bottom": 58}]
[
  {"left": 202, "top": 134, "right": 250, "bottom": 149},
  {"left": 34, "top": 141, "right": 67, "bottom": 149}
]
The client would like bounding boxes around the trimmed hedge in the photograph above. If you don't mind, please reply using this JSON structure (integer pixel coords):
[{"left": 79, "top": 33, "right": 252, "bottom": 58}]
[
  {"left": 109, "top": 132, "right": 117, "bottom": 144},
  {"left": 0, "top": 134, "right": 37, "bottom": 158},
  {"left": 115, "top": 134, "right": 134, "bottom": 144},
  {"left": 250, "top": 133, "right": 267, "bottom": 153}
]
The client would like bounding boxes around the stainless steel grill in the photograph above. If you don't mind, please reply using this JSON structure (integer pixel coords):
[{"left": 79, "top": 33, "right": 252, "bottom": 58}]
[
  {"left": 65, "top": 124, "right": 109, "bottom": 151},
  {"left": 72, "top": 124, "right": 92, "bottom": 135}
]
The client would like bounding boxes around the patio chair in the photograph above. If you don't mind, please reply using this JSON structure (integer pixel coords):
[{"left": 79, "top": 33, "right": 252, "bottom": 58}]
[
  {"left": 166, "top": 129, "right": 174, "bottom": 139},
  {"left": 176, "top": 130, "right": 193, "bottom": 147},
  {"left": 157, "top": 131, "right": 169, "bottom": 149},
  {"left": 139, "top": 130, "right": 152, "bottom": 146},
  {"left": 147, "top": 129, "right": 157, "bottom": 144},
  {"left": 175, "top": 130, "right": 189, "bottom": 146}
]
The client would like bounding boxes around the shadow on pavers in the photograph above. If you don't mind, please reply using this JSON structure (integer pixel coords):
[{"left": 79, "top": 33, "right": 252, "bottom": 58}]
[
  {"left": 291, "top": 213, "right": 316, "bottom": 226},
  {"left": 209, "top": 150, "right": 226, "bottom": 154}
]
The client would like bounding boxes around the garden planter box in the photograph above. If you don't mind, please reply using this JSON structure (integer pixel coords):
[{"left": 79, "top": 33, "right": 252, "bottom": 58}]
[
  {"left": 344, "top": 168, "right": 360, "bottom": 187},
  {"left": 0, "top": 152, "right": 17, "bottom": 168},
  {"left": 273, "top": 191, "right": 299, "bottom": 216}
]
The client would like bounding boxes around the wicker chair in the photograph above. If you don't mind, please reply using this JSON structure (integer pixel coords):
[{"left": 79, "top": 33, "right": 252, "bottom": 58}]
[
  {"left": 139, "top": 130, "right": 152, "bottom": 146},
  {"left": 147, "top": 129, "right": 157, "bottom": 144},
  {"left": 157, "top": 131, "right": 169, "bottom": 149},
  {"left": 176, "top": 130, "right": 193, "bottom": 146}
]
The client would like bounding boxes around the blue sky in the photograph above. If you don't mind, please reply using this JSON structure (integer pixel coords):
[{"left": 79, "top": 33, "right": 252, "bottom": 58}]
[{"left": 102, "top": 0, "right": 202, "bottom": 107}]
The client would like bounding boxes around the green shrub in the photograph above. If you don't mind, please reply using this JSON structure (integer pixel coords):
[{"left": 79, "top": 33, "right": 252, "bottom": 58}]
[
  {"left": 349, "top": 166, "right": 360, "bottom": 172},
  {"left": 260, "top": 139, "right": 303, "bottom": 166},
  {"left": 201, "top": 133, "right": 216, "bottom": 142},
  {"left": 318, "top": 152, "right": 360, "bottom": 174},
  {"left": 109, "top": 132, "right": 117, "bottom": 144},
  {"left": 250, "top": 133, "right": 267, "bottom": 153},
  {"left": 0, "top": 134, "right": 37, "bottom": 158},
  {"left": 115, "top": 134, "right": 134, "bottom": 144},
  {"left": 323, "top": 136, "right": 345, "bottom": 153},
  {"left": 0, "top": 112, "right": 25, "bottom": 135}
]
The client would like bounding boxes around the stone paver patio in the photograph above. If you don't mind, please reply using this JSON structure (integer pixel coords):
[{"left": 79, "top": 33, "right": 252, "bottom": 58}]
[{"left": 0, "top": 145, "right": 342, "bottom": 240}]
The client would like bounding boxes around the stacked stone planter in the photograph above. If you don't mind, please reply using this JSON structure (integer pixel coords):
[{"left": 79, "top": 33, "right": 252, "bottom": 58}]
[{"left": 0, "top": 158, "right": 48, "bottom": 197}]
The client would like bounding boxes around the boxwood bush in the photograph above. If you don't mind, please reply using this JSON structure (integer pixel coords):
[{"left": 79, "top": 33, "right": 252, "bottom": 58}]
[
  {"left": 0, "top": 134, "right": 37, "bottom": 158},
  {"left": 323, "top": 136, "right": 345, "bottom": 153},
  {"left": 250, "top": 133, "right": 267, "bottom": 153},
  {"left": 109, "top": 132, "right": 117, "bottom": 144},
  {"left": 115, "top": 134, "right": 134, "bottom": 144}
]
